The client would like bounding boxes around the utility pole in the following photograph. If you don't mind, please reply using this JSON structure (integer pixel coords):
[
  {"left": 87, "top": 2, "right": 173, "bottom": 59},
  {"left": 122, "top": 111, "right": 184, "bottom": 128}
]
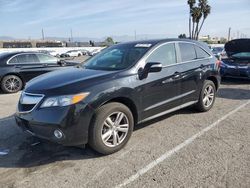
[
  {"left": 70, "top": 29, "right": 73, "bottom": 42},
  {"left": 42, "top": 28, "right": 45, "bottom": 40},
  {"left": 227, "top": 27, "right": 231, "bottom": 41}
]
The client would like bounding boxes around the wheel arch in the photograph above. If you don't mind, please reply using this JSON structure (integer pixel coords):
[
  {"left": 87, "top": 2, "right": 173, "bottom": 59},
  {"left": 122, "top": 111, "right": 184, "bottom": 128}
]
[
  {"left": 101, "top": 97, "right": 138, "bottom": 125},
  {"left": 206, "top": 76, "right": 219, "bottom": 91}
]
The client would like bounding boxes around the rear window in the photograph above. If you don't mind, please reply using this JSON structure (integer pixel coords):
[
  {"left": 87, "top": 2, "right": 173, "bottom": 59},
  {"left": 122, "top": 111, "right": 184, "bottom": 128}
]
[
  {"left": 17, "top": 54, "right": 39, "bottom": 63},
  {"left": 179, "top": 43, "right": 196, "bottom": 62}
]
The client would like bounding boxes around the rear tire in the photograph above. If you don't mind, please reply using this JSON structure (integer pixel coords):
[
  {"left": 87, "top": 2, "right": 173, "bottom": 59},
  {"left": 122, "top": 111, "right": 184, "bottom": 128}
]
[
  {"left": 195, "top": 80, "right": 216, "bottom": 112},
  {"left": 1, "top": 75, "right": 23, "bottom": 93},
  {"left": 89, "top": 102, "right": 134, "bottom": 155}
]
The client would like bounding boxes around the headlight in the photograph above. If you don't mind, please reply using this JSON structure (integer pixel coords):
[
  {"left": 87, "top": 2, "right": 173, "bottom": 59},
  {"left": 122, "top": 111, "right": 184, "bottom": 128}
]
[{"left": 40, "top": 93, "right": 89, "bottom": 108}]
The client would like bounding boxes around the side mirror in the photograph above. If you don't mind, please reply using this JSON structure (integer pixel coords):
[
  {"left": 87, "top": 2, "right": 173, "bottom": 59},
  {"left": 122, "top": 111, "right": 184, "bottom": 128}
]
[{"left": 138, "top": 62, "right": 162, "bottom": 79}]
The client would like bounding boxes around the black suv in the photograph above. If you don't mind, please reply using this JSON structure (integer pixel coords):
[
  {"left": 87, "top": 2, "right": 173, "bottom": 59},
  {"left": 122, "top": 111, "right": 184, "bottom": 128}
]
[
  {"left": 0, "top": 52, "right": 78, "bottom": 93},
  {"left": 15, "top": 39, "right": 220, "bottom": 154}
]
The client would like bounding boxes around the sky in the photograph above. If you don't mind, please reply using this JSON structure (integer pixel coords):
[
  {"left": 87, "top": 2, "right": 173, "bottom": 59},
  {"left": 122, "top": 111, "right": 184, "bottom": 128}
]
[{"left": 0, "top": 0, "right": 250, "bottom": 40}]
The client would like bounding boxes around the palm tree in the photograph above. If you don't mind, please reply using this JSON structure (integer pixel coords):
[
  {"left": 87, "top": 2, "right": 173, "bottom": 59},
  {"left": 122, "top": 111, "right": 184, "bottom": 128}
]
[
  {"left": 191, "top": 7, "right": 202, "bottom": 39},
  {"left": 196, "top": 3, "right": 211, "bottom": 39},
  {"left": 187, "top": 0, "right": 196, "bottom": 38},
  {"left": 187, "top": 0, "right": 211, "bottom": 40}
]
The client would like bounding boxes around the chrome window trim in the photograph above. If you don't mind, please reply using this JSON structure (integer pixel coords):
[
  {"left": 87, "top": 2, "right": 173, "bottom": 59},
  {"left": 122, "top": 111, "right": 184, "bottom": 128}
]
[
  {"left": 135, "top": 41, "right": 213, "bottom": 71},
  {"left": 17, "top": 92, "right": 45, "bottom": 114},
  {"left": 6, "top": 52, "right": 56, "bottom": 65}
]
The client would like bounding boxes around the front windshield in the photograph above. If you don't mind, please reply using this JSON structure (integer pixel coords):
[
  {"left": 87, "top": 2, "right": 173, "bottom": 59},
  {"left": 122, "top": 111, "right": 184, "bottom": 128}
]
[{"left": 83, "top": 43, "right": 151, "bottom": 71}]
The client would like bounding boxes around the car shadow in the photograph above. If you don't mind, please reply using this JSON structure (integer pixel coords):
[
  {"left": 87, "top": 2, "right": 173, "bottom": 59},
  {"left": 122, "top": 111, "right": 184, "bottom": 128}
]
[
  {"left": 0, "top": 107, "right": 196, "bottom": 169},
  {"left": 221, "top": 77, "right": 250, "bottom": 85},
  {"left": 0, "top": 117, "right": 102, "bottom": 168},
  {"left": 219, "top": 78, "right": 250, "bottom": 100}
]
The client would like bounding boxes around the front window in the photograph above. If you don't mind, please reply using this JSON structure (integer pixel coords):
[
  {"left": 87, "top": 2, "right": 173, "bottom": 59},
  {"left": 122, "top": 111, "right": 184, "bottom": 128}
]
[
  {"left": 83, "top": 44, "right": 151, "bottom": 71},
  {"left": 146, "top": 43, "right": 177, "bottom": 66}
]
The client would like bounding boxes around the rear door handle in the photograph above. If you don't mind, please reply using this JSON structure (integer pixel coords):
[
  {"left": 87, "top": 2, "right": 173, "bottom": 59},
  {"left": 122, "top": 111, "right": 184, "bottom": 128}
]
[
  {"left": 173, "top": 72, "right": 181, "bottom": 79},
  {"left": 200, "top": 64, "right": 206, "bottom": 69}
]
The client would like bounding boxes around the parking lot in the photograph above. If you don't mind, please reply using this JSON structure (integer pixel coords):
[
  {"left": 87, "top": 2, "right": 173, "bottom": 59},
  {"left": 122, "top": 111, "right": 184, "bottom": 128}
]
[{"left": 0, "top": 78, "right": 249, "bottom": 188}]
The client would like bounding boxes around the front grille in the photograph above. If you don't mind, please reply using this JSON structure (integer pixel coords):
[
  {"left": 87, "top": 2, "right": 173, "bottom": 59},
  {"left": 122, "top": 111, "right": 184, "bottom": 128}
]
[{"left": 18, "top": 92, "right": 44, "bottom": 113}]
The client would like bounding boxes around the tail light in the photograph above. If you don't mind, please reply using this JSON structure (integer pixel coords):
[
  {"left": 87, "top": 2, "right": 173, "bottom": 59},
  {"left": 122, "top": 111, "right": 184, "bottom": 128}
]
[{"left": 215, "top": 60, "right": 221, "bottom": 70}]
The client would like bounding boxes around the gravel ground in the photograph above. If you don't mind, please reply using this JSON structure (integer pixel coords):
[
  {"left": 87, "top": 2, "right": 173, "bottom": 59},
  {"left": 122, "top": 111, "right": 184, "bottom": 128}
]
[{"left": 0, "top": 78, "right": 249, "bottom": 188}]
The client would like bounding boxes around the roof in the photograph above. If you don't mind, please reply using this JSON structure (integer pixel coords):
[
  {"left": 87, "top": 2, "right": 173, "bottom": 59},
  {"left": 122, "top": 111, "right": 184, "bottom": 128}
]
[{"left": 116, "top": 38, "right": 209, "bottom": 50}]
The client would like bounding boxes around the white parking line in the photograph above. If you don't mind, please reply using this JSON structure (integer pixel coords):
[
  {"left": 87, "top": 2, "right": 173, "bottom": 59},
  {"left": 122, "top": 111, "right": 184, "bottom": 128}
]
[{"left": 115, "top": 100, "right": 250, "bottom": 188}]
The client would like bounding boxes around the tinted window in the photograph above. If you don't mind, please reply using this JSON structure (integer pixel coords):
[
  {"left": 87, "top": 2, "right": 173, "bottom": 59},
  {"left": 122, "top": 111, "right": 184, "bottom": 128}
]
[
  {"left": 195, "top": 46, "right": 210, "bottom": 59},
  {"left": 37, "top": 54, "right": 58, "bottom": 64},
  {"left": 179, "top": 43, "right": 196, "bottom": 62},
  {"left": 8, "top": 56, "right": 19, "bottom": 64},
  {"left": 17, "top": 54, "right": 39, "bottom": 64},
  {"left": 146, "top": 43, "right": 176, "bottom": 66},
  {"left": 84, "top": 44, "right": 149, "bottom": 71}
]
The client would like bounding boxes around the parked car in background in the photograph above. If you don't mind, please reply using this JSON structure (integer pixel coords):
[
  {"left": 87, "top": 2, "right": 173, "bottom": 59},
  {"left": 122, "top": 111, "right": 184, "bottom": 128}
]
[
  {"left": 88, "top": 48, "right": 102, "bottom": 56},
  {"left": 15, "top": 39, "right": 220, "bottom": 154},
  {"left": 60, "top": 53, "right": 70, "bottom": 58},
  {"left": 211, "top": 47, "right": 224, "bottom": 59},
  {"left": 62, "top": 50, "right": 82, "bottom": 57},
  {"left": 220, "top": 39, "right": 250, "bottom": 79},
  {"left": 80, "top": 49, "right": 90, "bottom": 56},
  {"left": 48, "top": 50, "right": 60, "bottom": 57},
  {"left": 0, "top": 52, "right": 78, "bottom": 93}
]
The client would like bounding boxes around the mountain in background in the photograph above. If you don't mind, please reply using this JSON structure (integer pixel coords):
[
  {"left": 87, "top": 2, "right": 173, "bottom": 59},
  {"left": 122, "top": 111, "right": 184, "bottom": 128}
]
[{"left": 0, "top": 34, "right": 171, "bottom": 42}]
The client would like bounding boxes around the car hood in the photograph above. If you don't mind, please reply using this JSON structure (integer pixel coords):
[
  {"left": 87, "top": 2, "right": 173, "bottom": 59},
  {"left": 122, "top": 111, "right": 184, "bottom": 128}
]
[
  {"left": 25, "top": 67, "right": 117, "bottom": 95},
  {"left": 225, "top": 39, "right": 250, "bottom": 57}
]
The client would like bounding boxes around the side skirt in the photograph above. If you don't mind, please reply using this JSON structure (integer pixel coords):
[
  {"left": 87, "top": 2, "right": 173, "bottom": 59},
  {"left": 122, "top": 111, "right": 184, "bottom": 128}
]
[{"left": 139, "top": 101, "right": 198, "bottom": 124}]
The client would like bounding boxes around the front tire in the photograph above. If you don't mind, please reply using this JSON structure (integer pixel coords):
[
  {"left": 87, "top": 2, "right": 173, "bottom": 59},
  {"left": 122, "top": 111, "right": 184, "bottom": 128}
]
[
  {"left": 1, "top": 75, "right": 23, "bottom": 93},
  {"left": 89, "top": 102, "right": 134, "bottom": 155},
  {"left": 195, "top": 80, "right": 216, "bottom": 112}
]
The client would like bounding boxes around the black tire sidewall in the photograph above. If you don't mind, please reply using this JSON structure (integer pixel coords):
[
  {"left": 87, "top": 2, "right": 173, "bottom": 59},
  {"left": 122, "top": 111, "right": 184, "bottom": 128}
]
[
  {"left": 89, "top": 102, "right": 134, "bottom": 155},
  {"left": 1, "top": 75, "right": 23, "bottom": 93},
  {"left": 197, "top": 80, "right": 216, "bottom": 112}
]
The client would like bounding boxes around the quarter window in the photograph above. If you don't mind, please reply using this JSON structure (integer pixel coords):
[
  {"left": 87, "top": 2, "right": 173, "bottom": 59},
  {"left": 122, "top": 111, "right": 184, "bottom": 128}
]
[
  {"left": 37, "top": 54, "right": 58, "bottom": 64},
  {"left": 8, "top": 56, "right": 19, "bottom": 64},
  {"left": 146, "top": 43, "right": 176, "bottom": 66},
  {"left": 179, "top": 43, "right": 196, "bottom": 62},
  {"left": 195, "top": 45, "right": 210, "bottom": 59},
  {"left": 17, "top": 54, "right": 39, "bottom": 64}
]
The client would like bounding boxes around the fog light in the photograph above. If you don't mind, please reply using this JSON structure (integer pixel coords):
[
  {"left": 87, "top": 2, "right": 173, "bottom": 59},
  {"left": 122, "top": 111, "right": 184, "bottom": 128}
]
[{"left": 54, "top": 130, "right": 63, "bottom": 139}]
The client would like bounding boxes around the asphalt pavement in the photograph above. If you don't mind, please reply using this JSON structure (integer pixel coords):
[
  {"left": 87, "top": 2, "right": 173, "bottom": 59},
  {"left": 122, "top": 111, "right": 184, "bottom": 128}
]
[{"left": 0, "top": 78, "right": 249, "bottom": 188}]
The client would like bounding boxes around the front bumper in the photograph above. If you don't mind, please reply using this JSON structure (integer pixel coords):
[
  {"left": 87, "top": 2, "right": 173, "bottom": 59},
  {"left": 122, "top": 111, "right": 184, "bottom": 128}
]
[{"left": 15, "top": 103, "right": 94, "bottom": 146}]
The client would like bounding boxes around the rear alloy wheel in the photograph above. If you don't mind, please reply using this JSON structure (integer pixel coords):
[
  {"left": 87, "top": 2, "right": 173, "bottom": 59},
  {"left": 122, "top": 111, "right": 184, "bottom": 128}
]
[
  {"left": 89, "top": 102, "right": 134, "bottom": 155},
  {"left": 1, "top": 75, "right": 23, "bottom": 93},
  {"left": 195, "top": 80, "right": 216, "bottom": 112}
]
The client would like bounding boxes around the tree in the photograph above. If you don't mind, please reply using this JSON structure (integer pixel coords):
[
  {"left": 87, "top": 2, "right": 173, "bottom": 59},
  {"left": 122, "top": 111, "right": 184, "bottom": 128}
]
[
  {"left": 105, "top": 37, "right": 114, "bottom": 45},
  {"left": 178, "top": 34, "right": 187, "bottom": 38},
  {"left": 187, "top": 0, "right": 196, "bottom": 39},
  {"left": 187, "top": 0, "right": 211, "bottom": 40}
]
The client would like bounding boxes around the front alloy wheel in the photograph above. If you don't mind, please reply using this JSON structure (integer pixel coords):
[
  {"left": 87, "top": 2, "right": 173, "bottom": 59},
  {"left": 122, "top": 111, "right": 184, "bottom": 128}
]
[
  {"left": 89, "top": 102, "right": 134, "bottom": 155},
  {"left": 101, "top": 112, "right": 129, "bottom": 147}
]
